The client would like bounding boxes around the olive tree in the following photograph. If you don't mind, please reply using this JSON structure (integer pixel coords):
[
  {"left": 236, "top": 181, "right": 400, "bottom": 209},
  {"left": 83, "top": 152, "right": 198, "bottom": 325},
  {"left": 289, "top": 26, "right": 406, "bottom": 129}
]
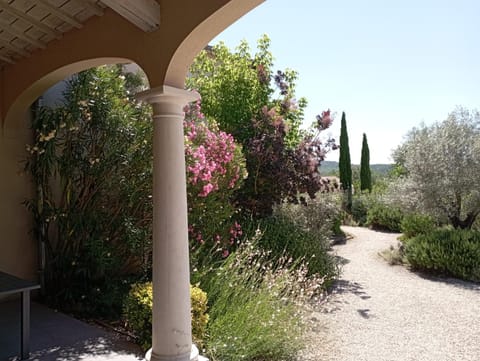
[{"left": 391, "top": 107, "right": 480, "bottom": 229}]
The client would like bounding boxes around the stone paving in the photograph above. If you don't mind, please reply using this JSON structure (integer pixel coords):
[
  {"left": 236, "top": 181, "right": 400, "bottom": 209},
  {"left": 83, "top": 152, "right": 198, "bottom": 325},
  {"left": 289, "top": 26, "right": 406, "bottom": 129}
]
[{"left": 0, "top": 301, "right": 143, "bottom": 361}]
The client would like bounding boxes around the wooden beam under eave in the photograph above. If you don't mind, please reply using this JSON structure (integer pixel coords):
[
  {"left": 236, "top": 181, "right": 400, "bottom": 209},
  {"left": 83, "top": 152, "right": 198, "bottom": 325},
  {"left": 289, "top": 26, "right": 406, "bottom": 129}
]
[
  {"left": 75, "top": 0, "right": 104, "bottom": 17},
  {"left": 0, "top": 20, "right": 47, "bottom": 49},
  {"left": 36, "top": 0, "right": 83, "bottom": 29},
  {"left": 0, "top": 53, "right": 14, "bottom": 64},
  {"left": 100, "top": 0, "right": 160, "bottom": 32},
  {"left": 0, "top": 2, "right": 63, "bottom": 39},
  {"left": 0, "top": 37, "right": 30, "bottom": 57}
]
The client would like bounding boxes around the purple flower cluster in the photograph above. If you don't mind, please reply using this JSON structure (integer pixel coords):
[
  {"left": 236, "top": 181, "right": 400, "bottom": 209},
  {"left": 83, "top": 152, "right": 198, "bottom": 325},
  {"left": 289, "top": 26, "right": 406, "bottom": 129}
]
[
  {"left": 274, "top": 70, "right": 289, "bottom": 96},
  {"left": 316, "top": 109, "right": 333, "bottom": 130}
]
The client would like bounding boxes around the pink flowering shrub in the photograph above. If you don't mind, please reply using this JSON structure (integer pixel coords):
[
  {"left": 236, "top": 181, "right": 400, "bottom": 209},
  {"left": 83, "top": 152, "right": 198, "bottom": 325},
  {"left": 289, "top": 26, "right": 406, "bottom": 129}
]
[{"left": 184, "top": 102, "right": 246, "bottom": 259}]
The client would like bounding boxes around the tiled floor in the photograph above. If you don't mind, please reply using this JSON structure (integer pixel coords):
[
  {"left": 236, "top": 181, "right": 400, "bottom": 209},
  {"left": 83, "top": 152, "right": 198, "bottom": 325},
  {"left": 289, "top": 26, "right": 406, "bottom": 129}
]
[{"left": 0, "top": 300, "right": 143, "bottom": 360}]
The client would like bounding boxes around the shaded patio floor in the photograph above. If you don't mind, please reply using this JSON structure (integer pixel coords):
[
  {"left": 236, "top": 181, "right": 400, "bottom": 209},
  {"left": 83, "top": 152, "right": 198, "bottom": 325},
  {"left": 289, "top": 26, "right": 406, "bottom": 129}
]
[{"left": 0, "top": 300, "right": 143, "bottom": 360}]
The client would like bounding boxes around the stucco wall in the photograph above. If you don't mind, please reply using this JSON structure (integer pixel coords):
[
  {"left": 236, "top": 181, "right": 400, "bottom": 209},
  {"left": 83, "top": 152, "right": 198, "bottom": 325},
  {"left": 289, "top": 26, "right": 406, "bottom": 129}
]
[{"left": 0, "top": 110, "right": 36, "bottom": 281}]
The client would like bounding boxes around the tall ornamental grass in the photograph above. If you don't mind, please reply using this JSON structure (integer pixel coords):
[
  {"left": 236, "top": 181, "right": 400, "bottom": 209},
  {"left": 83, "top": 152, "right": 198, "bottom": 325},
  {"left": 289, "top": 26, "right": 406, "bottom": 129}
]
[{"left": 201, "top": 234, "right": 325, "bottom": 361}]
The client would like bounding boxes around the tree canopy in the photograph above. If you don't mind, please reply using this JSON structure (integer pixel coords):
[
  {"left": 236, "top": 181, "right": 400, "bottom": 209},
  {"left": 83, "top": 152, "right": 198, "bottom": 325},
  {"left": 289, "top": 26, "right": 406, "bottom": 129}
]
[
  {"left": 392, "top": 107, "right": 480, "bottom": 229},
  {"left": 187, "top": 35, "right": 336, "bottom": 216},
  {"left": 186, "top": 35, "right": 306, "bottom": 148}
]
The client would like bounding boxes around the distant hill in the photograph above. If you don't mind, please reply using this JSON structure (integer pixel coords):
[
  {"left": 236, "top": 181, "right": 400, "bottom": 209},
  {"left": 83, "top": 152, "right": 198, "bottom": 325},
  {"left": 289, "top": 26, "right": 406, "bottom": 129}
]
[
  {"left": 320, "top": 161, "right": 392, "bottom": 176},
  {"left": 320, "top": 161, "right": 340, "bottom": 175},
  {"left": 370, "top": 163, "right": 393, "bottom": 174}
]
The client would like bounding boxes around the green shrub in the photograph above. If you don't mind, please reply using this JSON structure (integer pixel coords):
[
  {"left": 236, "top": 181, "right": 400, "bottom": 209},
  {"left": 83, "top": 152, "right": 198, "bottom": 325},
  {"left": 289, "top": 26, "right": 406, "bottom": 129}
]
[
  {"left": 202, "top": 239, "right": 323, "bottom": 361},
  {"left": 404, "top": 229, "right": 480, "bottom": 282},
  {"left": 123, "top": 283, "right": 209, "bottom": 350},
  {"left": 473, "top": 217, "right": 480, "bottom": 232},
  {"left": 331, "top": 217, "right": 343, "bottom": 235},
  {"left": 400, "top": 213, "right": 435, "bottom": 239},
  {"left": 351, "top": 195, "right": 369, "bottom": 225},
  {"left": 366, "top": 203, "right": 404, "bottom": 232},
  {"left": 190, "top": 286, "right": 209, "bottom": 349},
  {"left": 274, "top": 193, "right": 343, "bottom": 237},
  {"left": 245, "top": 215, "right": 339, "bottom": 286}
]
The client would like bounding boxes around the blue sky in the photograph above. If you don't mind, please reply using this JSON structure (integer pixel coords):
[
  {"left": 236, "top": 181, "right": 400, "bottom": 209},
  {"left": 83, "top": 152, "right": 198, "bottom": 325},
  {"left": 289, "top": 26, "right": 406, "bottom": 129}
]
[{"left": 213, "top": 0, "right": 479, "bottom": 163}]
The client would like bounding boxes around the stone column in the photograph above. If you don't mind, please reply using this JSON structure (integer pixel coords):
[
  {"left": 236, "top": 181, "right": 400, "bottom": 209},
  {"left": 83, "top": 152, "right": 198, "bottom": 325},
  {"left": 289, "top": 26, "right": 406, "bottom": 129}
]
[{"left": 137, "top": 86, "right": 200, "bottom": 361}]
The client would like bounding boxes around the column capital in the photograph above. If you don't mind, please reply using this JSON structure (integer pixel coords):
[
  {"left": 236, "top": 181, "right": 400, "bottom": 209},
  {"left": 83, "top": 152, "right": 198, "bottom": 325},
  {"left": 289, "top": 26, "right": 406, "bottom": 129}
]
[{"left": 136, "top": 85, "right": 200, "bottom": 106}]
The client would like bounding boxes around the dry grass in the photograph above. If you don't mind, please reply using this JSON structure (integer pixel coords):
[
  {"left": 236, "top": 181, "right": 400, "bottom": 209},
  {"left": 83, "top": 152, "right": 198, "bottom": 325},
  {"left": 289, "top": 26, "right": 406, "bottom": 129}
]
[{"left": 378, "top": 243, "right": 406, "bottom": 265}]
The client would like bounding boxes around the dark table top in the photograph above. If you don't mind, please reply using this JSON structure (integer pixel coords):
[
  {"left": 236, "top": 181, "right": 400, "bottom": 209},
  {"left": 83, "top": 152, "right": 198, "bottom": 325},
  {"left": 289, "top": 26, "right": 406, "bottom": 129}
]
[{"left": 0, "top": 271, "right": 40, "bottom": 296}]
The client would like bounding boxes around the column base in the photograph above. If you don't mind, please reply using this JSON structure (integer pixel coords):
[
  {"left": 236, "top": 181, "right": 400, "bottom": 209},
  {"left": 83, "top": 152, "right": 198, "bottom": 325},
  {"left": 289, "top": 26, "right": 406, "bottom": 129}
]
[{"left": 146, "top": 345, "right": 208, "bottom": 361}]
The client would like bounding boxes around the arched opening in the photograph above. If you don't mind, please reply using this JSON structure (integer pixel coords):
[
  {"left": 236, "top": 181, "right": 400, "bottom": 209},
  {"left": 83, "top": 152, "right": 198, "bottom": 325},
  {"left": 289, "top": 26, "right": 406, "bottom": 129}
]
[
  {"left": 0, "top": 1, "right": 266, "bottom": 360},
  {"left": 3, "top": 57, "right": 136, "bottom": 132}
]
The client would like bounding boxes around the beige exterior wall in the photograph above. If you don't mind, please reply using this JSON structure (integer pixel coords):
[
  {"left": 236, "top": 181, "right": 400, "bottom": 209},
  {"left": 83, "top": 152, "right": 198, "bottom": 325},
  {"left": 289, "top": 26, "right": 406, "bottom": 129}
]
[{"left": 0, "top": 111, "right": 36, "bottom": 281}]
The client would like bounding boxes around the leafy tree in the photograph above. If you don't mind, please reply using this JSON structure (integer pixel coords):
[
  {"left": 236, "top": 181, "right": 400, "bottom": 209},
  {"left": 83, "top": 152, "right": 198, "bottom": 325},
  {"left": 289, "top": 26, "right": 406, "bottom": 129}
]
[
  {"left": 187, "top": 36, "right": 336, "bottom": 216},
  {"left": 238, "top": 108, "right": 336, "bottom": 216},
  {"left": 187, "top": 35, "right": 305, "bottom": 148},
  {"left": 339, "top": 112, "right": 352, "bottom": 210},
  {"left": 390, "top": 107, "right": 480, "bottom": 229},
  {"left": 360, "top": 133, "right": 372, "bottom": 192}
]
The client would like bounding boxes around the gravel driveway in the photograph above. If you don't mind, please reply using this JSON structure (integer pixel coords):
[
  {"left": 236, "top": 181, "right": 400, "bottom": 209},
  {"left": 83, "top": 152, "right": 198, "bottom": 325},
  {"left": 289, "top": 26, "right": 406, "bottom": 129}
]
[{"left": 299, "top": 226, "right": 480, "bottom": 361}]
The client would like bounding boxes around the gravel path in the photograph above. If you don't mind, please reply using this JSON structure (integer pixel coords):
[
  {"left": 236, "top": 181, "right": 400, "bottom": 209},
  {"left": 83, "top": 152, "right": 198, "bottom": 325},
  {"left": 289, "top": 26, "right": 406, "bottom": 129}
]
[{"left": 299, "top": 226, "right": 480, "bottom": 361}]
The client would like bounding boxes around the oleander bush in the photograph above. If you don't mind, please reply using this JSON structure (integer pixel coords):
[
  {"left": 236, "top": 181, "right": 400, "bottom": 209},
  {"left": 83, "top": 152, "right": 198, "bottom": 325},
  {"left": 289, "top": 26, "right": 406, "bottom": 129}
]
[
  {"left": 404, "top": 229, "right": 480, "bottom": 282},
  {"left": 24, "top": 66, "right": 153, "bottom": 316},
  {"left": 123, "top": 283, "right": 209, "bottom": 350},
  {"left": 184, "top": 101, "right": 246, "bottom": 266}
]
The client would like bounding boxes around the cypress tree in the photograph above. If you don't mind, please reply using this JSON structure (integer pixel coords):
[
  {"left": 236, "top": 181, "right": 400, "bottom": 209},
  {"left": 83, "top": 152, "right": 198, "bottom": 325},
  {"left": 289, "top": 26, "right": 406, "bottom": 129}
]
[
  {"left": 339, "top": 112, "right": 352, "bottom": 211},
  {"left": 360, "top": 133, "right": 372, "bottom": 192}
]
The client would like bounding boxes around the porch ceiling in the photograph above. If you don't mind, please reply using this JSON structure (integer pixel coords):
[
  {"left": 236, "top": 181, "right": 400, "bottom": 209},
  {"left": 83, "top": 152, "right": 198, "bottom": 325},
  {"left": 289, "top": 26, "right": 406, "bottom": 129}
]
[
  {"left": 0, "top": 0, "right": 264, "bottom": 128},
  {"left": 0, "top": 0, "right": 160, "bottom": 67}
]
